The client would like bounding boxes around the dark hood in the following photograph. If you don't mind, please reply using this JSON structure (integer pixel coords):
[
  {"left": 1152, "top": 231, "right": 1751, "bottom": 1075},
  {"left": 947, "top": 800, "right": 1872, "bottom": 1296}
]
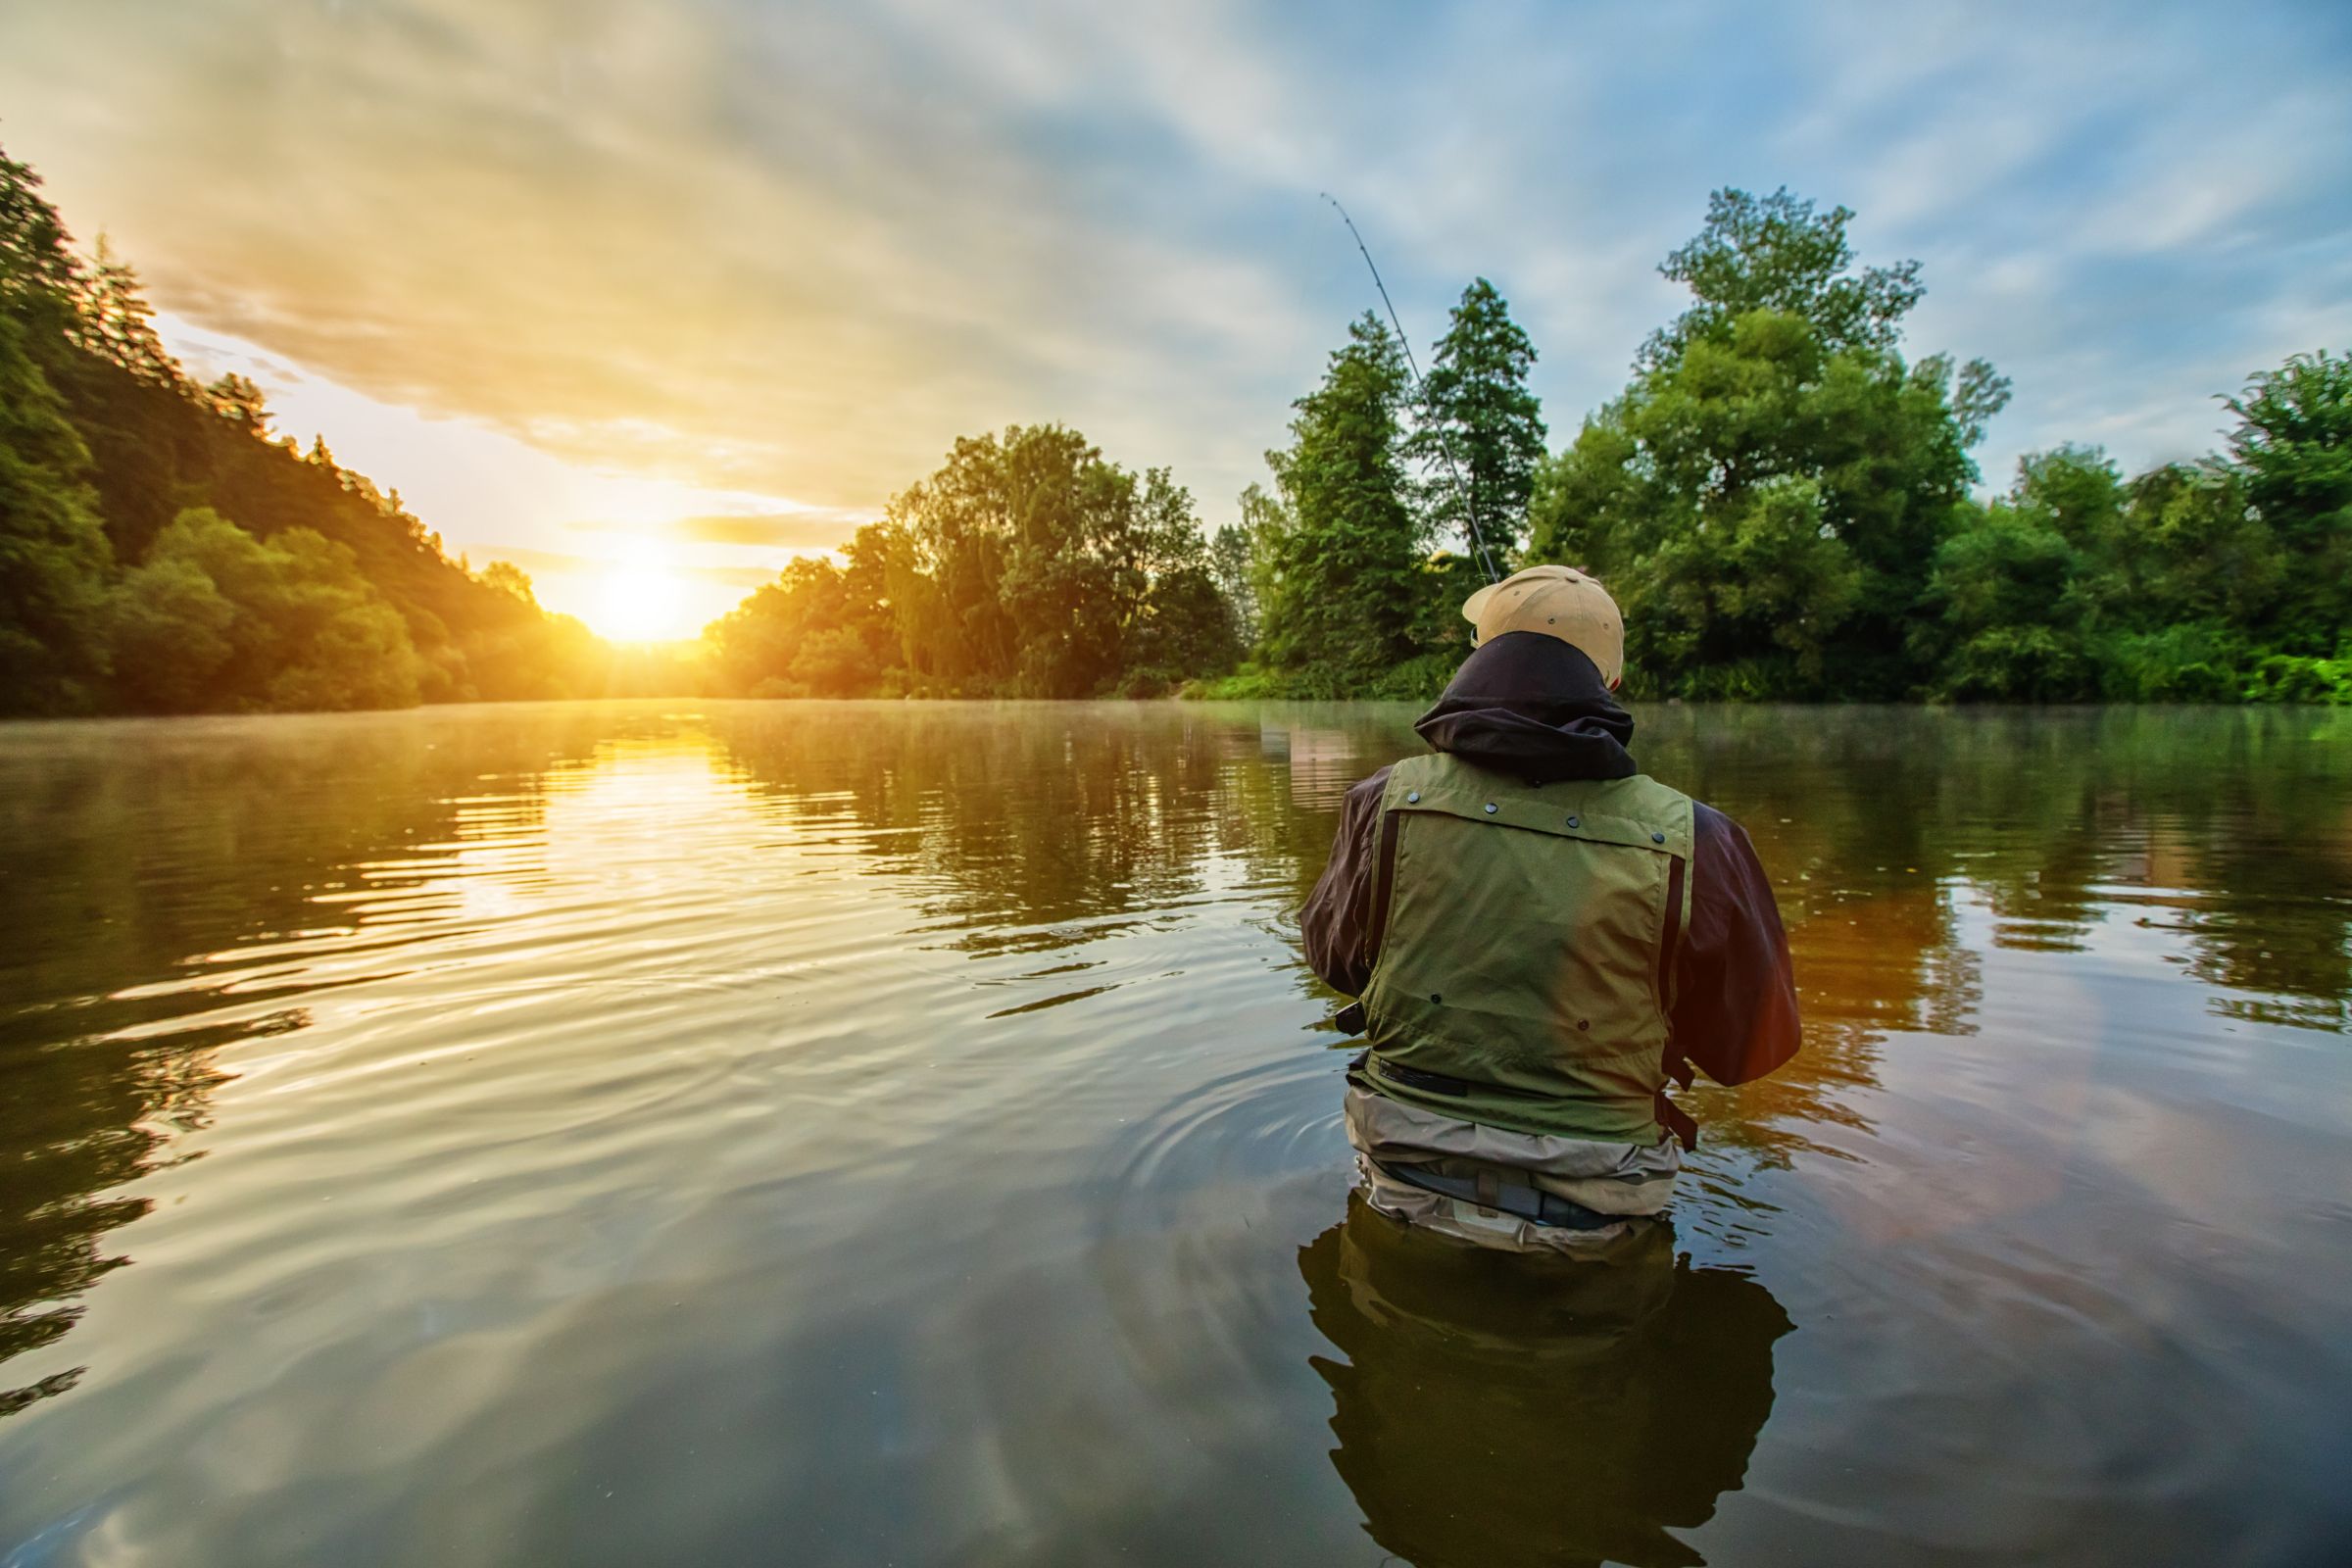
[{"left": 1412, "top": 631, "right": 1636, "bottom": 782}]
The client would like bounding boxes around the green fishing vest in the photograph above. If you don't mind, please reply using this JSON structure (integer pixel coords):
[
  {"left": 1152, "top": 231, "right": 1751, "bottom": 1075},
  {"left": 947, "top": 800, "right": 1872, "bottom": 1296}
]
[{"left": 1358, "top": 751, "right": 1695, "bottom": 1145}]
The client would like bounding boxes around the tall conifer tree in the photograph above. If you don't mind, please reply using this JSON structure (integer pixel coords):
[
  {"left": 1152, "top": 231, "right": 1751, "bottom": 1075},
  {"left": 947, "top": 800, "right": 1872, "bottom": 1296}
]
[
  {"left": 1410, "top": 278, "right": 1545, "bottom": 561},
  {"left": 1259, "top": 313, "right": 1419, "bottom": 689}
]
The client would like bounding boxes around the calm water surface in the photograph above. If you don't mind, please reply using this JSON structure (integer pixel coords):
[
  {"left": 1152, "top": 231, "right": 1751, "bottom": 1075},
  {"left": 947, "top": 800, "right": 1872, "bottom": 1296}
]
[{"left": 2, "top": 701, "right": 2349, "bottom": 1566}]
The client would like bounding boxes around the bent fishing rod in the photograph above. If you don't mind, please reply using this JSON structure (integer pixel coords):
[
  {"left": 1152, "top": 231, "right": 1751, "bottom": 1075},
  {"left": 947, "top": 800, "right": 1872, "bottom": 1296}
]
[{"left": 1319, "top": 192, "right": 1504, "bottom": 585}]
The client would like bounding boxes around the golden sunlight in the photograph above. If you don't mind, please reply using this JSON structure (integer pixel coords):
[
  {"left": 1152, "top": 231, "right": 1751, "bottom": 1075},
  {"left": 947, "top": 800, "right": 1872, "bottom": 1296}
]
[{"left": 593, "top": 537, "right": 691, "bottom": 643}]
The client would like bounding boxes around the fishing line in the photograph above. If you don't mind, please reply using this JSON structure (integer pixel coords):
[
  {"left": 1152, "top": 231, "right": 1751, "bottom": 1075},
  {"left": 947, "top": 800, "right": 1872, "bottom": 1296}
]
[{"left": 1319, "top": 192, "right": 1504, "bottom": 584}]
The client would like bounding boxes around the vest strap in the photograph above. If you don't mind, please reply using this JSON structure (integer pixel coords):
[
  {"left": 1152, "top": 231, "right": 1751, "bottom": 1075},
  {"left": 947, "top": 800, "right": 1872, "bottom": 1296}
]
[{"left": 1654, "top": 1089, "right": 1698, "bottom": 1152}]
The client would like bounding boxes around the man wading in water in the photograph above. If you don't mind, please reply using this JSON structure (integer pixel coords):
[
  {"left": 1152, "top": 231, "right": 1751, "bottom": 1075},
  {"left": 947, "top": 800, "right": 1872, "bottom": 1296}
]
[{"left": 1301, "top": 565, "right": 1802, "bottom": 1252}]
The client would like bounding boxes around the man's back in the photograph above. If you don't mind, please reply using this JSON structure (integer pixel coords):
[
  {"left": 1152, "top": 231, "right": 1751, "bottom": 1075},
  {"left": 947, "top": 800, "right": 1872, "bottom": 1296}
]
[{"left": 1299, "top": 610, "right": 1800, "bottom": 1250}]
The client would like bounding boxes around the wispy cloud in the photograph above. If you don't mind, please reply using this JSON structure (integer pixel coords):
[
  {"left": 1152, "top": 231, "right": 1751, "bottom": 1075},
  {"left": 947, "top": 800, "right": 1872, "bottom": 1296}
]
[
  {"left": 565, "top": 512, "right": 876, "bottom": 550},
  {"left": 4, "top": 0, "right": 2345, "bottom": 543}
]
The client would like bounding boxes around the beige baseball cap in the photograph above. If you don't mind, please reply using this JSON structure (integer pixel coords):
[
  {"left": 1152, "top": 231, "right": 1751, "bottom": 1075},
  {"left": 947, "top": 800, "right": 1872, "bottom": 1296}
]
[{"left": 1462, "top": 565, "right": 1625, "bottom": 686}]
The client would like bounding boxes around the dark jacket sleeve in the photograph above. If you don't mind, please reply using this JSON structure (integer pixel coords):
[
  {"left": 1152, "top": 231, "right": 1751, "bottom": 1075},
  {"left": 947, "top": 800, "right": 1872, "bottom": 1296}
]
[
  {"left": 1298, "top": 765, "right": 1394, "bottom": 997},
  {"left": 1671, "top": 803, "right": 1802, "bottom": 1086}
]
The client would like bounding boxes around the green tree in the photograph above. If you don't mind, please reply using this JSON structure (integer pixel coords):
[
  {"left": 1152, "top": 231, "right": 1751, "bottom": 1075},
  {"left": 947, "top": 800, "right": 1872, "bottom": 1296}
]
[
  {"left": 0, "top": 310, "right": 114, "bottom": 713},
  {"left": 1409, "top": 278, "right": 1545, "bottom": 563},
  {"left": 74, "top": 238, "right": 181, "bottom": 389},
  {"left": 205, "top": 372, "right": 270, "bottom": 435},
  {"left": 1641, "top": 186, "right": 1924, "bottom": 369},
  {"left": 109, "top": 508, "right": 420, "bottom": 712},
  {"left": 1208, "top": 516, "right": 1259, "bottom": 650},
  {"left": 1258, "top": 314, "right": 1423, "bottom": 690},
  {"left": 2223, "top": 350, "right": 2352, "bottom": 656},
  {"left": 876, "top": 425, "right": 1230, "bottom": 696},
  {"left": 0, "top": 146, "right": 85, "bottom": 314},
  {"left": 1532, "top": 191, "right": 2009, "bottom": 699},
  {"left": 1, "top": 140, "right": 612, "bottom": 710},
  {"left": 1921, "top": 464, "right": 2098, "bottom": 701},
  {"left": 705, "top": 552, "right": 893, "bottom": 698},
  {"left": 2109, "top": 463, "right": 2278, "bottom": 630}
]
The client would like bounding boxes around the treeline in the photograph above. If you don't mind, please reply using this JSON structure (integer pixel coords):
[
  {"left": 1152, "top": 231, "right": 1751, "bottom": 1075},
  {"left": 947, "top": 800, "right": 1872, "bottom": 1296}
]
[
  {"left": 1, "top": 144, "right": 601, "bottom": 717},
  {"left": 704, "top": 424, "right": 1239, "bottom": 698},
  {"left": 1528, "top": 191, "right": 2350, "bottom": 704},
  {"left": 715, "top": 187, "right": 2346, "bottom": 705},
  {"left": 11, "top": 128, "right": 2342, "bottom": 712}
]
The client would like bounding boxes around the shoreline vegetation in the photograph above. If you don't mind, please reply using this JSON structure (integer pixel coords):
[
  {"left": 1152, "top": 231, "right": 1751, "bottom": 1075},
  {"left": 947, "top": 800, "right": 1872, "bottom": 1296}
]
[{"left": 5, "top": 148, "right": 2346, "bottom": 719}]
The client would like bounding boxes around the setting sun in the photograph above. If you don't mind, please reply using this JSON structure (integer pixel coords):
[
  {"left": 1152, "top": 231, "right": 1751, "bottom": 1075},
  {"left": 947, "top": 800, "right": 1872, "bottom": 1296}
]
[{"left": 593, "top": 538, "right": 689, "bottom": 643}]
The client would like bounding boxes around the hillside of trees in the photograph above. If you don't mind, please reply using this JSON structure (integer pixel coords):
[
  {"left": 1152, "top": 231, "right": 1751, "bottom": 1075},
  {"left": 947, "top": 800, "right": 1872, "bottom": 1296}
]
[{"left": 1, "top": 144, "right": 603, "bottom": 718}]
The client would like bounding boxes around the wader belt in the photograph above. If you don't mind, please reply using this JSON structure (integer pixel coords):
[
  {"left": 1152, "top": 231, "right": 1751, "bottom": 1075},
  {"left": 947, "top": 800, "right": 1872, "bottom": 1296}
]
[
  {"left": 1372, "top": 1158, "right": 1624, "bottom": 1232},
  {"left": 1368, "top": 1051, "right": 1700, "bottom": 1152}
]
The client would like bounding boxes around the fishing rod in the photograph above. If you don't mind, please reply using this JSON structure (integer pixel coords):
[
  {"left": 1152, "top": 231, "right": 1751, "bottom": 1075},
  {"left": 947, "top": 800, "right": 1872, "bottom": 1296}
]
[{"left": 1319, "top": 192, "right": 1503, "bottom": 585}]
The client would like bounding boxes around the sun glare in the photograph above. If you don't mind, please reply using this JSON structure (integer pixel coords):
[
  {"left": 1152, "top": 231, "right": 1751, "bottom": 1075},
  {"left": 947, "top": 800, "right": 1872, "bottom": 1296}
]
[{"left": 595, "top": 538, "right": 688, "bottom": 643}]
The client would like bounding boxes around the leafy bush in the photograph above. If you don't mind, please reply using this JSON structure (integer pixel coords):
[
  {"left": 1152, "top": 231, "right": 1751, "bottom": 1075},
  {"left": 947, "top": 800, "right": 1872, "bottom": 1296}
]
[
  {"left": 108, "top": 508, "right": 419, "bottom": 711},
  {"left": 2092, "top": 624, "right": 2248, "bottom": 703},
  {"left": 2243, "top": 653, "right": 2352, "bottom": 705},
  {"left": 1178, "top": 667, "right": 1293, "bottom": 701}
]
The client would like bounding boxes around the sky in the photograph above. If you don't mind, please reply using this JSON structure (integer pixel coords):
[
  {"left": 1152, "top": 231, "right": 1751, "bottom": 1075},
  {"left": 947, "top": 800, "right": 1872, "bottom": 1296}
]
[{"left": 3, "top": 0, "right": 2348, "bottom": 638}]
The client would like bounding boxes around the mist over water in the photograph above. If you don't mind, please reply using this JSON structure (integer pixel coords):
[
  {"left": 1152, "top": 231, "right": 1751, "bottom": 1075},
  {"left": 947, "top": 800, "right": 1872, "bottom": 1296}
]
[{"left": 2, "top": 701, "right": 2348, "bottom": 1566}]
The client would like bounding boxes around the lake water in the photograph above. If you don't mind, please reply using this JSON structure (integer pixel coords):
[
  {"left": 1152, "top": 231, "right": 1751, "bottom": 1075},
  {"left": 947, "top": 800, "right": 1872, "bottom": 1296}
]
[{"left": 1, "top": 701, "right": 2348, "bottom": 1566}]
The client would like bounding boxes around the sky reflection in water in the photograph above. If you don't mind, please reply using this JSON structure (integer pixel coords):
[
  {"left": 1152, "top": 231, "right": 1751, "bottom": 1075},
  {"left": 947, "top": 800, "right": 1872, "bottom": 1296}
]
[{"left": 1, "top": 701, "right": 2348, "bottom": 1566}]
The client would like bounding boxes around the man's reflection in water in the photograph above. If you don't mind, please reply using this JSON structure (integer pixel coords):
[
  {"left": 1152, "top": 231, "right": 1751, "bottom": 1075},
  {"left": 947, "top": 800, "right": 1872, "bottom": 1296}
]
[{"left": 1298, "top": 1193, "right": 1790, "bottom": 1568}]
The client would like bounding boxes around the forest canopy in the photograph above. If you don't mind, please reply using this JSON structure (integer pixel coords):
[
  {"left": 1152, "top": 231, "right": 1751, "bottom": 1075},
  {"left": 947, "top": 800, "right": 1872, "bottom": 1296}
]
[{"left": 1, "top": 143, "right": 602, "bottom": 717}]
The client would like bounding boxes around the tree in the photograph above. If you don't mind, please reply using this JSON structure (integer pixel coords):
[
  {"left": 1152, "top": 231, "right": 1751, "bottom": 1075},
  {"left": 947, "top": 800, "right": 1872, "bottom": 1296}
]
[
  {"left": 1258, "top": 314, "right": 1423, "bottom": 689},
  {"left": 1208, "top": 515, "right": 1260, "bottom": 651},
  {"left": 1640, "top": 187, "right": 1925, "bottom": 369},
  {"left": 1531, "top": 191, "right": 2010, "bottom": 699},
  {"left": 107, "top": 552, "right": 236, "bottom": 711},
  {"left": 0, "top": 145, "right": 85, "bottom": 312},
  {"left": 108, "top": 508, "right": 420, "bottom": 711},
  {"left": 0, "top": 140, "right": 613, "bottom": 710},
  {"left": 2223, "top": 350, "right": 2352, "bottom": 655},
  {"left": 704, "top": 552, "right": 892, "bottom": 698},
  {"left": 206, "top": 372, "right": 270, "bottom": 434},
  {"left": 74, "top": 237, "right": 182, "bottom": 390},
  {"left": 477, "top": 560, "right": 541, "bottom": 607},
  {"left": 1921, "top": 474, "right": 2096, "bottom": 701},
  {"left": 875, "top": 424, "right": 1230, "bottom": 696},
  {"left": 1409, "top": 278, "right": 1545, "bottom": 563},
  {"left": 2108, "top": 462, "right": 2279, "bottom": 631},
  {"left": 0, "top": 310, "right": 114, "bottom": 713}
]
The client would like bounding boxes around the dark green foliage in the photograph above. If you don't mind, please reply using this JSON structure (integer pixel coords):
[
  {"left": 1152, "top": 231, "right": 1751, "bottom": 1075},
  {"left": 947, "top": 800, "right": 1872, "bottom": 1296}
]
[
  {"left": 1922, "top": 497, "right": 2092, "bottom": 702},
  {"left": 0, "top": 310, "right": 114, "bottom": 713},
  {"left": 1530, "top": 189, "right": 2014, "bottom": 700},
  {"left": 1640, "top": 187, "right": 1925, "bottom": 369},
  {"left": 1513, "top": 185, "right": 2350, "bottom": 706},
  {"left": 1201, "top": 185, "right": 2338, "bottom": 708},
  {"left": 10, "top": 126, "right": 2341, "bottom": 712},
  {"left": 1409, "top": 278, "right": 1545, "bottom": 560},
  {"left": 1123, "top": 563, "right": 1241, "bottom": 694},
  {"left": 706, "top": 553, "right": 896, "bottom": 698},
  {"left": 1208, "top": 518, "right": 1259, "bottom": 650},
  {"left": 2223, "top": 351, "right": 2352, "bottom": 656},
  {"left": 707, "top": 426, "right": 1237, "bottom": 699},
  {"left": 0, "top": 140, "right": 602, "bottom": 716},
  {"left": 1255, "top": 314, "right": 1433, "bottom": 689},
  {"left": 1913, "top": 427, "right": 2346, "bottom": 705},
  {"left": 108, "top": 508, "right": 421, "bottom": 712},
  {"left": 1533, "top": 310, "right": 1992, "bottom": 698}
]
